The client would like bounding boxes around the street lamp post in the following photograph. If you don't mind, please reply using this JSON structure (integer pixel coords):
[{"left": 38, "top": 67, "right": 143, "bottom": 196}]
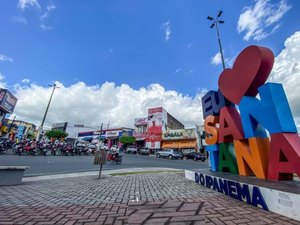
[
  {"left": 207, "top": 10, "right": 226, "bottom": 70},
  {"left": 38, "top": 84, "right": 59, "bottom": 140}
]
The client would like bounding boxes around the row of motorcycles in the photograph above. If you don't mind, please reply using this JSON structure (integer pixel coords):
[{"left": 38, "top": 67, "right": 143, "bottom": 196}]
[
  {"left": 0, "top": 138, "right": 14, "bottom": 154},
  {"left": 11, "top": 140, "right": 96, "bottom": 156}
]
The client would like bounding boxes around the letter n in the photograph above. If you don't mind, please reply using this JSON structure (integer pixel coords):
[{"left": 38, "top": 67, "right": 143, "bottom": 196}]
[
  {"left": 239, "top": 83, "right": 297, "bottom": 138},
  {"left": 268, "top": 133, "right": 300, "bottom": 181},
  {"left": 234, "top": 137, "right": 270, "bottom": 179},
  {"left": 218, "top": 142, "right": 239, "bottom": 174}
]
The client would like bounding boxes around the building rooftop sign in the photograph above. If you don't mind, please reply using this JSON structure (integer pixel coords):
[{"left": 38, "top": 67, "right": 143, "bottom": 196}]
[{"left": 0, "top": 89, "right": 18, "bottom": 114}]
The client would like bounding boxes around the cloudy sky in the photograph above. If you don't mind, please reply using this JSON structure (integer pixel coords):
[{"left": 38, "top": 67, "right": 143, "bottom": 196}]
[{"left": 0, "top": 0, "right": 300, "bottom": 130}]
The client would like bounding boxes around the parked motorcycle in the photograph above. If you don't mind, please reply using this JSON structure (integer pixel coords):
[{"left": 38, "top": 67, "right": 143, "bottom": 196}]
[
  {"left": 64, "top": 144, "right": 75, "bottom": 156},
  {"left": 0, "top": 138, "right": 13, "bottom": 154},
  {"left": 36, "top": 142, "right": 48, "bottom": 156},
  {"left": 23, "top": 141, "right": 37, "bottom": 156}
]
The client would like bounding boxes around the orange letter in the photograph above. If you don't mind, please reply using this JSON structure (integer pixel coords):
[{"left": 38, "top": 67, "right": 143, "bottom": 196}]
[
  {"left": 234, "top": 137, "right": 270, "bottom": 179},
  {"left": 204, "top": 115, "right": 219, "bottom": 145}
]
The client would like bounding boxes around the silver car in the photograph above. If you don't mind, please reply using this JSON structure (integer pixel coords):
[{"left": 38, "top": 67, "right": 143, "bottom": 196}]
[{"left": 156, "top": 149, "right": 183, "bottom": 159}]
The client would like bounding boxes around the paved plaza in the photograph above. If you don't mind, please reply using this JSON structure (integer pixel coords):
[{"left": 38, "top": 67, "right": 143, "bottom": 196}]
[{"left": 0, "top": 171, "right": 299, "bottom": 225}]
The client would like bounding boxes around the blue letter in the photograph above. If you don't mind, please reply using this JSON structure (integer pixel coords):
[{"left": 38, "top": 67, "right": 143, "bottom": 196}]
[
  {"left": 227, "top": 181, "right": 238, "bottom": 199},
  {"left": 205, "top": 144, "right": 219, "bottom": 172},
  {"left": 206, "top": 175, "right": 213, "bottom": 188},
  {"left": 218, "top": 178, "right": 228, "bottom": 195},
  {"left": 239, "top": 83, "right": 297, "bottom": 138},
  {"left": 236, "top": 183, "right": 251, "bottom": 204},
  {"left": 252, "top": 187, "right": 269, "bottom": 211},
  {"left": 195, "top": 173, "right": 199, "bottom": 183}
]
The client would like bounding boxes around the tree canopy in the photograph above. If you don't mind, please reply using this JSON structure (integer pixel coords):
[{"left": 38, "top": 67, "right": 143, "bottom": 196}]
[
  {"left": 119, "top": 136, "right": 135, "bottom": 145},
  {"left": 45, "top": 130, "right": 68, "bottom": 139}
]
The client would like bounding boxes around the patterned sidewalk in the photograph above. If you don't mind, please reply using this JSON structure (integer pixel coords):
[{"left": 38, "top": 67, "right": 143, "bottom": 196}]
[{"left": 0, "top": 173, "right": 299, "bottom": 225}]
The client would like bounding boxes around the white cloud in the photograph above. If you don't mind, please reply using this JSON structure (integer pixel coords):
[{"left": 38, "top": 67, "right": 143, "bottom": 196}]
[
  {"left": 12, "top": 16, "right": 27, "bottom": 24},
  {"left": 21, "top": 79, "right": 30, "bottom": 83},
  {"left": 161, "top": 21, "right": 171, "bottom": 42},
  {"left": 237, "top": 0, "right": 291, "bottom": 41},
  {"left": 40, "top": 24, "right": 52, "bottom": 31},
  {"left": 11, "top": 81, "right": 206, "bottom": 129},
  {"left": 269, "top": 31, "right": 300, "bottom": 129},
  {"left": 0, "top": 54, "right": 13, "bottom": 62},
  {"left": 40, "top": 2, "right": 56, "bottom": 21},
  {"left": 175, "top": 68, "right": 182, "bottom": 73},
  {"left": 211, "top": 52, "right": 222, "bottom": 65},
  {"left": 17, "top": 0, "right": 41, "bottom": 10},
  {"left": 0, "top": 73, "right": 7, "bottom": 89}
]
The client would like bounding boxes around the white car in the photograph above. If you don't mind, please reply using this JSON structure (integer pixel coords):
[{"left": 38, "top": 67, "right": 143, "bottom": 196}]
[{"left": 126, "top": 145, "right": 137, "bottom": 154}]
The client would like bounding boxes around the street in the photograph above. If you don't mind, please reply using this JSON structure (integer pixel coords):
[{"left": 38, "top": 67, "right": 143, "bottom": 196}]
[{"left": 0, "top": 152, "right": 209, "bottom": 176}]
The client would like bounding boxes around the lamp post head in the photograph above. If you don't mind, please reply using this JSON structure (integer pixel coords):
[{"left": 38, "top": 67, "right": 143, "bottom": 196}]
[
  {"left": 207, "top": 16, "right": 214, "bottom": 21},
  {"left": 217, "top": 10, "right": 223, "bottom": 18}
]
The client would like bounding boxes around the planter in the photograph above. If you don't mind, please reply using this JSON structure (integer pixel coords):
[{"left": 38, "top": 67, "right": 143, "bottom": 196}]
[{"left": 0, "top": 166, "right": 29, "bottom": 186}]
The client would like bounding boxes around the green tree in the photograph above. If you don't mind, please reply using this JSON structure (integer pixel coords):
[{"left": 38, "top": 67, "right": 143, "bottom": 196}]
[
  {"left": 45, "top": 130, "right": 68, "bottom": 139},
  {"left": 119, "top": 136, "right": 135, "bottom": 145}
]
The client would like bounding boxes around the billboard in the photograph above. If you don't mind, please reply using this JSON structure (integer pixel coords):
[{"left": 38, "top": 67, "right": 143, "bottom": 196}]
[
  {"left": 0, "top": 89, "right": 18, "bottom": 114},
  {"left": 134, "top": 117, "right": 148, "bottom": 126},
  {"left": 147, "top": 107, "right": 167, "bottom": 134},
  {"left": 162, "top": 129, "right": 196, "bottom": 140}
]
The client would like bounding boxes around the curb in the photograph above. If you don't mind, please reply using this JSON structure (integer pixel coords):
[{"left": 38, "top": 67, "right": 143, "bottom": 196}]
[{"left": 22, "top": 167, "right": 183, "bottom": 182}]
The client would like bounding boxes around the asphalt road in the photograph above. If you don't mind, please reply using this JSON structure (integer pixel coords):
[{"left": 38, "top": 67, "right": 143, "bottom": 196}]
[{"left": 0, "top": 151, "right": 209, "bottom": 176}]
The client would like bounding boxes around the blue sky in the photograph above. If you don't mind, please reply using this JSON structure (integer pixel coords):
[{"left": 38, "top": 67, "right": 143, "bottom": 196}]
[{"left": 1, "top": 0, "right": 300, "bottom": 129}]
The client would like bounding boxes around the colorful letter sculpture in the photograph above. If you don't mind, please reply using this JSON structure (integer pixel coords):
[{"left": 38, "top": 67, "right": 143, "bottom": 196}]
[{"left": 203, "top": 45, "right": 300, "bottom": 181}]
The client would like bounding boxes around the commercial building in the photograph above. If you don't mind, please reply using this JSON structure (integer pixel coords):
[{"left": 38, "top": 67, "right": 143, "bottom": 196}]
[
  {"left": 133, "top": 107, "right": 184, "bottom": 151},
  {"left": 78, "top": 127, "right": 134, "bottom": 147},
  {"left": 51, "top": 122, "right": 98, "bottom": 140},
  {"left": 0, "top": 119, "right": 36, "bottom": 140},
  {"left": 161, "top": 128, "right": 197, "bottom": 150},
  {"left": 0, "top": 89, "right": 18, "bottom": 137}
]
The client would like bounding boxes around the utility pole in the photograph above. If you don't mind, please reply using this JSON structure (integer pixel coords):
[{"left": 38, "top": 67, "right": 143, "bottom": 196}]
[
  {"left": 7, "top": 115, "right": 16, "bottom": 137},
  {"left": 207, "top": 10, "right": 226, "bottom": 70},
  {"left": 98, "top": 123, "right": 104, "bottom": 179},
  {"left": 38, "top": 84, "right": 59, "bottom": 140}
]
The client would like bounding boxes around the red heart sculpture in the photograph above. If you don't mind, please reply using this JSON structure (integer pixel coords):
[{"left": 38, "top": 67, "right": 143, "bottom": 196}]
[{"left": 218, "top": 45, "right": 274, "bottom": 104}]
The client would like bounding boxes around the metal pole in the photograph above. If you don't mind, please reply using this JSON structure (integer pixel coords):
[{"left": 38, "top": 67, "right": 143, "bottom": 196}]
[
  {"left": 7, "top": 115, "right": 16, "bottom": 134},
  {"left": 40, "top": 84, "right": 56, "bottom": 129},
  {"left": 98, "top": 123, "right": 104, "bottom": 179},
  {"left": 215, "top": 21, "right": 225, "bottom": 70}
]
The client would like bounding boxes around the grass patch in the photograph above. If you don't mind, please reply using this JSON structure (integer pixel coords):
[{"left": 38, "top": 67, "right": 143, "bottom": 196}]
[{"left": 110, "top": 170, "right": 183, "bottom": 176}]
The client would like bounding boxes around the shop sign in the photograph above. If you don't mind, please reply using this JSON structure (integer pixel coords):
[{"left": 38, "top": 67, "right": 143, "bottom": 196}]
[
  {"left": 105, "top": 130, "right": 121, "bottom": 137},
  {"left": 163, "top": 129, "right": 195, "bottom": 140},
  {"left": 0, "top": 89, "right": 18, "bottom": 114}
]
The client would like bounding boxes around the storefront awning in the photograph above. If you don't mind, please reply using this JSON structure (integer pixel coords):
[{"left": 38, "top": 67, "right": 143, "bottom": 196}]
[{"left": 162, "top": 140, "right": 196, "bottom": 149}]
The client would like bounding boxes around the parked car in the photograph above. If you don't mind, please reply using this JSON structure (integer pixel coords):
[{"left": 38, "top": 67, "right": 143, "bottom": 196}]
[
  {"left": 126, "top": 145, "right": 137, "bottom": 154},
  {"left": 139, "top": 148, "right": 150, "bottom": 156},
  {"left": 183, "top": 152, "right": 206, "bottom": 161},
  {"left": 156, "top": 149, "right": 183, "bottom": 159}
]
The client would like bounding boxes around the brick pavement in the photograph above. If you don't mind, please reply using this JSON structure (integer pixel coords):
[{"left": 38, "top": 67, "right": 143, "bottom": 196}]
[{"left": 0, "top": 173, "right": 299, "bottom": 225}]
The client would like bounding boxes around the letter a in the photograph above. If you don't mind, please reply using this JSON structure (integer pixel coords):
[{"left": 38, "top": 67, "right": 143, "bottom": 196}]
[
  {"left": 218, "top": 143, "right": 239, "bottom": 174},
  {"left": 219, "top": 107, "right": 245, "bottom": 143},
  {"left": 268, "top": 133, "right": 300, "bottom": 181}
]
